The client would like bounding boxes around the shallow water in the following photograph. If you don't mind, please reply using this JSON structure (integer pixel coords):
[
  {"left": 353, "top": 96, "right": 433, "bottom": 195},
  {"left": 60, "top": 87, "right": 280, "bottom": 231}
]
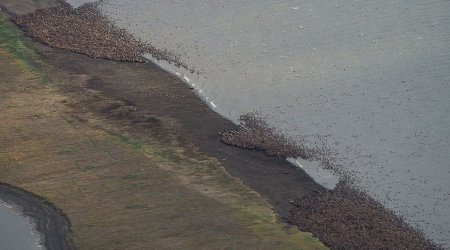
[
  {"left": 0, "top": 201, "right": 43, "bottom": 250},
  {"left": 67, "top": 0, "right": 450, "bottom": 246}
]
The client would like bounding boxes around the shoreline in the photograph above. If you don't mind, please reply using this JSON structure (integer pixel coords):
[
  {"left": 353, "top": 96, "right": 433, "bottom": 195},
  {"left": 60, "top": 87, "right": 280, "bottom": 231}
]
[
  {"left": 0, "top": 183, "right": 75, "bottom": 250},
  {"left": 0, "top": 2, "right": 441, "bottom": 249},
  {"left": 0, "top": 198, "right": 45, "bottom": 250},
  {"left": 92, "top": 1, "right": 450, "bottom": 247},
  {"left": 9, "top": 1, "right": 327, "bottom": 218},
  {"left": 0, "top": 7, "right": 327, "bottom": 249}
]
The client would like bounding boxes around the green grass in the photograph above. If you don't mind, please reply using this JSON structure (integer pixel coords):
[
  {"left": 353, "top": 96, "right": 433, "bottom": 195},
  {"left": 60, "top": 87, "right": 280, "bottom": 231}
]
[
  {"left": 115, "top": 134, "right": 327, "bottom": 249},
  {"left": 83, "top": 164, "right": 99, "bottom": 170},
  {"left": 125, "top": 204, "right": 148, "bottom": 209},
  {"left": 33, "top": 112, "right": 46, "bottom": 119},
  {"left": 0, "top": 13, "right": 56, "bottom": 86},
  {"left": 56, "top": 147, "right": 77, "bottom": 155},
  {"left": 122, "top": 174, "right": 139, "bottom": 180},
  {"left": 0, "top": 13, "right": 42, "bottom": 71}
]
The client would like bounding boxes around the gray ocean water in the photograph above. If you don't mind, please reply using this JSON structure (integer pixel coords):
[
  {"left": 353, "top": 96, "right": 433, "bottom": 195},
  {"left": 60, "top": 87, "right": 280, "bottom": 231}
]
[
  {"left": 0, "top": 201, "right": 42, "bottom": 250},
  {"left": 68, "top": 0, "right": 450, "bottom": 247}
]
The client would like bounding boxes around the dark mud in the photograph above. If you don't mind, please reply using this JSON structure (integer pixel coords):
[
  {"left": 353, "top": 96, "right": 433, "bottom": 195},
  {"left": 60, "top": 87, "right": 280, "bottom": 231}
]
[
  {"left": 0, "top": 183, "right": 75, "bottom": 250},
  {"left": 2, "top": 2, "right": 441, "bottom": 249}
]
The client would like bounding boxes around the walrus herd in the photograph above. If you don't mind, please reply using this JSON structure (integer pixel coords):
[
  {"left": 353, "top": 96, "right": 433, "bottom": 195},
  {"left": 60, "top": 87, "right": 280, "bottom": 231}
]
[{"left": 10, "top": 3, "right": 441, "bottom": 249}]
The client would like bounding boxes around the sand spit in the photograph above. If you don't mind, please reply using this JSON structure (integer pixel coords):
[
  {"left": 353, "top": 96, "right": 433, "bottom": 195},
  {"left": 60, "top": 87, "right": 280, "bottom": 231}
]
[{"left": 6, "top": 2, "right": 442, "bottom": 249}]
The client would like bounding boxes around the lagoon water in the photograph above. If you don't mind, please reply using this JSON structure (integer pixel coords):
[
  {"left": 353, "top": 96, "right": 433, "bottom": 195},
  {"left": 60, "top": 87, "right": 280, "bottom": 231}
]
[
  {"left": 67, "top": 0, "right": 450, "bottom": 246},
  {"left": 0, "top": 202, "right": 42, "bottom": 250}
]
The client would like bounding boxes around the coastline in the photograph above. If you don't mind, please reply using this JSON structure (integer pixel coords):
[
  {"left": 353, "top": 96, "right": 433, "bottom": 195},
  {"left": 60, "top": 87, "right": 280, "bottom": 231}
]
[
  {"left": 0, "top": 183, "right": 75, "bottom": 250},
  {"left": 92, "top": 1, "right": 450, "bottom": 246},
  {"left": 0, "top": 6, "right": 327, "bottom": 249},
  {"left": 9, "top": 1, "right": 327, "bottom": 218},
  {"left": 0, "top": 1, "right": 441, "bottom": 249}
]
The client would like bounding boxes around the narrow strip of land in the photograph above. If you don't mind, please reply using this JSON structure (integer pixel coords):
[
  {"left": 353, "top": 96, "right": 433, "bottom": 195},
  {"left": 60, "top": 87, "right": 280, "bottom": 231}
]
[{"left": 0, "top": 11, "right": 325, "bottom": 250}]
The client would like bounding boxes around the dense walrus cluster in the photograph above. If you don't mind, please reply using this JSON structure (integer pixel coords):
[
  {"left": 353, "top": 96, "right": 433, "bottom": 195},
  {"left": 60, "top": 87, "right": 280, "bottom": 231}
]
[
  {"left": 221, "top": 112, "right": 315, "bottom": 158},
  {"left": 222, "top": 113, "right": 439, "bottom": 249},
  {"left": 289, "top": 183, "right": 439, "bottom": 250},
  {"left": 13, "top": 3, "right": 152, "bottom": 62}
]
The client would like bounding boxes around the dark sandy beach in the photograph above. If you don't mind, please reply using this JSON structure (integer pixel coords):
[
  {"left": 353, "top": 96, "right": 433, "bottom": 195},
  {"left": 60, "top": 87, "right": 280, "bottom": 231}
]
[{"left": 0, "top": 2, "right": 441, "bottom": 249}]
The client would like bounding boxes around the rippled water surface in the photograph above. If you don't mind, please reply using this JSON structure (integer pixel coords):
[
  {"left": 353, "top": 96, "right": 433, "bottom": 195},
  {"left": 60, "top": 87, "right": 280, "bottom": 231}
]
[
  {"left": 67, "top": 0, "right": 450, "bottom": 246},
  {"left": 0, "top": 202, "right": 42, "bottom": 250}
]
